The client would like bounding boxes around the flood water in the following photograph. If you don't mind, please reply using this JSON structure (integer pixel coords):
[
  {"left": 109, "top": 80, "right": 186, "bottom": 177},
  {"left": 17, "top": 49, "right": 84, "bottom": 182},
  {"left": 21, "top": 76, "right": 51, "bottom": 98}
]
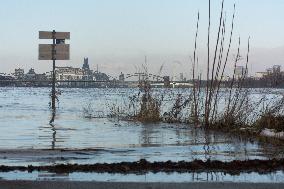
[{"left": 0, "top": 87, "right": 284, "bottom": 182}]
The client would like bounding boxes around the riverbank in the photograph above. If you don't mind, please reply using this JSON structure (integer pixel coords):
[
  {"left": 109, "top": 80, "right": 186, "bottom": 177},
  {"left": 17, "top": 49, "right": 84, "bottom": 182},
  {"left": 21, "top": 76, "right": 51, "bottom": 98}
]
[{"left": 1, "top": 158, "right": 284, "bottom": 174}]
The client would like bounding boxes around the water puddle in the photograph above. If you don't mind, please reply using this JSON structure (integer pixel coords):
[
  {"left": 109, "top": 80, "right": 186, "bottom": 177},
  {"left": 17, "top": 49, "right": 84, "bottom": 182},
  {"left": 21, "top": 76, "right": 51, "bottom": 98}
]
[{"left": 1, "top": 171, "right": 284, "bottom": 183}]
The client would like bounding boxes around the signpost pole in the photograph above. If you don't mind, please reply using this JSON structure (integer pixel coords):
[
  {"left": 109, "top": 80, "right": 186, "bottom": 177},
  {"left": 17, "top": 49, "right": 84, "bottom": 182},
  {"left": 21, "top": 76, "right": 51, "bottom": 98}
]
[
  {"left": 51, "top": 30, "right": 56, "bottom": 110},
  {"left": 39, "top": 30, "right": 69, "bottom": 114}
]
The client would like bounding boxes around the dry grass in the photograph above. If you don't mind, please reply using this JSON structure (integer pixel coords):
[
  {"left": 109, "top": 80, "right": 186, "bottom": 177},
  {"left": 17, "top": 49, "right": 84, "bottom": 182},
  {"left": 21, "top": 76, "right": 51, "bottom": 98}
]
[{"left": 189, "top": 0, "right": 257, "bottom": 131}]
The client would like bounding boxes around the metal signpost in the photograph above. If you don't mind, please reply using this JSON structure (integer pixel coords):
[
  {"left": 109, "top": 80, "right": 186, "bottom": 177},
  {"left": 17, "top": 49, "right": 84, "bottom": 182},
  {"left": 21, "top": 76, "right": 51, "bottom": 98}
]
[{"left": 39, "top": 30, "right": 70, "bottom": 110}]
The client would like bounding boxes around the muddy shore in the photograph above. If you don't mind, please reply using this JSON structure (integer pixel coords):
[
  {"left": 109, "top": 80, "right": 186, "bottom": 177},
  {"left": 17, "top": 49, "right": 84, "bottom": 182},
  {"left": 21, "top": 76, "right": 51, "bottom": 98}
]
[{"left": 1, "top": 158, "right": 284, "bottom": 175}]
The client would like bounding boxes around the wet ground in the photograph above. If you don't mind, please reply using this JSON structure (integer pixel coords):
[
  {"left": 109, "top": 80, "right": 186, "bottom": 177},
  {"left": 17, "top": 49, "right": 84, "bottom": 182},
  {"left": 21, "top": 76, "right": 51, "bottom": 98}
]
[{"left": 0, "top": 87, "right": 284, "bottom": 182}]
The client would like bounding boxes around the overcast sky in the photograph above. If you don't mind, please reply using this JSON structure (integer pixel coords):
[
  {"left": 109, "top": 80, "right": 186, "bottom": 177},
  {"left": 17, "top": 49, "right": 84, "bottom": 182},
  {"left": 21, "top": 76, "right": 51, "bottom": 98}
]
[{"left": 0, "top": 0, "right": 283, "bottom": 79}]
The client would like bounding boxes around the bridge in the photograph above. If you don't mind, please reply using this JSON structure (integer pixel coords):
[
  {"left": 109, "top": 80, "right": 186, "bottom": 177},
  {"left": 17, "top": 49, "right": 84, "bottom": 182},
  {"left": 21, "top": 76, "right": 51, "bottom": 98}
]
[
  {"left": 0, "top": 79, "right": 192, "bottom": 84},
  {"left": 125, "top": 72, "right": 164, "bottom": 81},
  {"left": 0, "top": 72, "right": 193, "bottom": 87}
]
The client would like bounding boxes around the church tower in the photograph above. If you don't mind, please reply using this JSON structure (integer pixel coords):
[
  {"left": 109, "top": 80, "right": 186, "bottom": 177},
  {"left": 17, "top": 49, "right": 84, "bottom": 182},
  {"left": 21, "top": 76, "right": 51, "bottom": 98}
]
[{"left": 82, "top": 57, "right": 90, "bottom": 70}]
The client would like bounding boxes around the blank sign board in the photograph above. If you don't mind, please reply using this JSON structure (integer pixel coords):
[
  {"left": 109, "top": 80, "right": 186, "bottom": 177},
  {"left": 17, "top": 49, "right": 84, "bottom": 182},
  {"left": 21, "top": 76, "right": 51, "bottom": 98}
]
[
  {"left": 39, "top": 31, "right": 70, "bottom": 39},
  {"left": 39, "top": 44, "right": 70, "bottom": 60}
]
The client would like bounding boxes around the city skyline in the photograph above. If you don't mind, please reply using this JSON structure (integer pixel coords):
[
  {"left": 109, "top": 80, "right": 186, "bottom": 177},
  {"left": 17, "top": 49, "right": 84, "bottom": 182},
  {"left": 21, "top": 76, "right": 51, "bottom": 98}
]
[
  {"left": 0, "top": 0, "right": 284, "bottom": 78},
  {"left": 2, "top": 57, "right": 282, "bottom": 82}
]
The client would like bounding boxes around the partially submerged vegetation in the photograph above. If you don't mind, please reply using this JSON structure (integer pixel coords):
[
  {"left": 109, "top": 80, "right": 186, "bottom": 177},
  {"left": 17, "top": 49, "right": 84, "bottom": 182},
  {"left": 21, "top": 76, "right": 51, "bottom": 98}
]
[
  {"left": 255, "top": 114, "right": 284, "bottom": 132},
  {"left": 254, "top": 96, "right": 284, "bottom": 132},
  {"left": 136, "top": 80, "right": 162, "bottom": 122}
]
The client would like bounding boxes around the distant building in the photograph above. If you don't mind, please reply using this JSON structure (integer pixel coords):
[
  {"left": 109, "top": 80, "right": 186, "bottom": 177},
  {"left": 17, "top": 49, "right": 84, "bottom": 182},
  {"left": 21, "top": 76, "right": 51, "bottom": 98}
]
[
  {"left": 82, "top": 57, "right": 93, "bottom": 80},
  {"left": 235, "top": 66, "right": 247, "bottom": 79},
  {"left": 163, "top": 76, "right": 170, "bottom": 88},
  {"left": 45, "top": 72, "right": 52, "bottom": 80},
  {"left": 54, "top": 66, "right": 85, "bottom": 87},
  {"left": 255, "top": 72, "right": 268, "bottom": 79},
  {"left": 267, "top": 68, "right": 273, "bottom": 75},
  {"left": 53, "top": 59, "right": 110, "bottom": 87},
  {"left": 273, "top": 65, "right": 281, "bottom": 74},
  {"left": 25, "top": 68, "right": 36, "bottom": 80},
  {"left": 14, "top": 68, "right": 24, "bottom": 79},
  {"left": 82, "top": 57, "right": 90, "bottom": 70},
  {"left": 93, "top": 72, "right": 109, "bottom": 81},
  {"left": 0, "top": 73, "right": 14, "bottom": 84},
  {"left": 92, "top": 64, "right": 109, "bottom": 81},
  {"left": 180, "top": 73, "right": 184, "bottom": 81},
  {"left": 35, "top": 73, "right": 48, "bottom": 81},
  {"left": 119, "top": 72, "right": 125, "bottom": 82},
  {"left": 55, "top": 67, "right": 84, "bottom": 81}
]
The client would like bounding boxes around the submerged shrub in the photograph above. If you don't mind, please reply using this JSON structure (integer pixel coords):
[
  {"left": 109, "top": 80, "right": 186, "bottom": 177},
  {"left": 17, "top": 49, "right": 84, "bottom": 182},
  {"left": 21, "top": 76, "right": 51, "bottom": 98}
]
[
  {"left": 136, "top": 80, "right": 162, "bottom": 122},
  {"left": 254, "top": 113, "right": 284, "bottom": 132},
  {"left": 137, "top": 93, "right": 161, "bottom": 122},
  {"left": 253, "top": 94, "right": 284, "bottom": 132}
]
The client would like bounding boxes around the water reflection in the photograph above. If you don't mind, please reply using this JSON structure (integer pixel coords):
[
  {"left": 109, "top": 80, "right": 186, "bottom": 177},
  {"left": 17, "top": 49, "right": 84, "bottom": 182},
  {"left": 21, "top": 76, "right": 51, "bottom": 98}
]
[
  {"left": 1, "top": 170, "right": 284, "bottom": 183},
  {"left": 38, "top": 172, "right": 69, "bottom": 181},
  {"left": 139, "top": 123, "right": 164, "bottom": 147},
  {"left": 49, "top": 110, "right": 57, "bottom": 150},
  {"left": 49, "top": 109, "right": 56, "bottom": 124}
]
